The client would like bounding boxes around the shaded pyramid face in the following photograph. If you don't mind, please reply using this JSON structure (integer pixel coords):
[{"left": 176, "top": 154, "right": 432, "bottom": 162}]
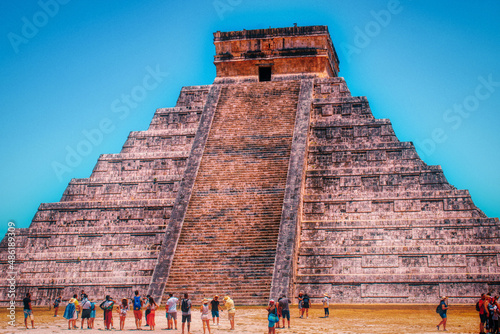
[{"left": 1, "top": 25, "right": 498, "bottom": 306}]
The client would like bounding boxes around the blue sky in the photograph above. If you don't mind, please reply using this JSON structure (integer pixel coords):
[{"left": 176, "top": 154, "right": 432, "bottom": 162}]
[{"left": 1, "top": 0, "right": 499, "bottom": 237}]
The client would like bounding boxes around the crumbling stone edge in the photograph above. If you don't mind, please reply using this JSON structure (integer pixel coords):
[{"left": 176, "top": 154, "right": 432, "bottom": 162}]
[
  {"left": 269, "top": 79, "right": 314, "bottom": 300},
  {"left": 147, "top": 84, "right": 223, "bottom": 302}
]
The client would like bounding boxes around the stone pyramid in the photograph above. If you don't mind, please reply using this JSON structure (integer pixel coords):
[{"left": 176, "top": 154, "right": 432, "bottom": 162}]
[{"left": 1, "top": 25, "right": 498, "bottom": 306}]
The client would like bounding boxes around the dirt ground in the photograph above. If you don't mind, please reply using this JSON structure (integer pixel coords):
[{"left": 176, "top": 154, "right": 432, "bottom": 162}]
[{"left": 0, "top": 304, "right": 479, "bottom": 334}]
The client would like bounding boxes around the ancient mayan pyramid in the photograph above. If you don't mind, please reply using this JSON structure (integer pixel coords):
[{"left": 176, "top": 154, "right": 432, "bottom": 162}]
[{"left": 2, "top": 25, "right": 499, "bottom": 305}]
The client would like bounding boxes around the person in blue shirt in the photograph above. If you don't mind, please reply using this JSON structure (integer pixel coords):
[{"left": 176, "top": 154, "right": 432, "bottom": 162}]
[{"left": 437, "top": 296, "right": 448, "bottom": 331}]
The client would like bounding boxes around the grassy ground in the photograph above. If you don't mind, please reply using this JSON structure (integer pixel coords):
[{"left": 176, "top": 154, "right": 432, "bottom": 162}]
[{"left": 0, "top": 304, "right": 479, "bottom": 333}]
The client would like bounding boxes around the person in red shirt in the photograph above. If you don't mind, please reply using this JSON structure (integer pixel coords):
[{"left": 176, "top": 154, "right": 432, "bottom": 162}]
[{"left": 478, "top": 294, "right": 489, "bottom": 334}]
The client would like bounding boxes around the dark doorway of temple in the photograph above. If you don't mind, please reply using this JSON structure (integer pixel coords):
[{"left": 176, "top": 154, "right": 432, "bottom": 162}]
[{"left": 259, "top": 67, "right": 272, "bottom": 82}]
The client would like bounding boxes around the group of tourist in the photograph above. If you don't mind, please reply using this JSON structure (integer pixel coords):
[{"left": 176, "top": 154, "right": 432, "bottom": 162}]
[
  {"left": 48, "top": 290, "right": 236, "bottom": 332},
  {"left": 476, "top": 293, "right": 500, "bottom": 334},
  {"left": 26, "top": 289, "right": 500, "bottom": 332},
  {"left": 434, "top": 293, "right": 500, "bottom": 333}
]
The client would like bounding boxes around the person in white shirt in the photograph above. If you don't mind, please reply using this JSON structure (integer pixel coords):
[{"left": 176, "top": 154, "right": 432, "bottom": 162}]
[{"left": 166, "top": 293, "right": 179, "bottom": 330}]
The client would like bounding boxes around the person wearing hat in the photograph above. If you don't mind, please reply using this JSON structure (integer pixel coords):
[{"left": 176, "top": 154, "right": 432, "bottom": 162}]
[
  {"left": 266, "top": 299, "right": 279, "bottom": 334},
  {"left": 436, "top": 296, "right": 448, "bottom": 331},
  {"left": 322, "top": 293, "right": 330, "bottom": 318},
  {"left": 210, "top": 295, "right": 220, "bottom": 326},
  {"left": 222, "top": 295, "right": 235, "bottom": 330},
  {"left": 200, "top": 298, "right": 211, "bottom": 334}
]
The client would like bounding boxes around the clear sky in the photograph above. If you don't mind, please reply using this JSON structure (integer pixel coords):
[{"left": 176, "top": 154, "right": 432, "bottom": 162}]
[{"left": 1, "top": 0, "right": 499, "bottom": 237}]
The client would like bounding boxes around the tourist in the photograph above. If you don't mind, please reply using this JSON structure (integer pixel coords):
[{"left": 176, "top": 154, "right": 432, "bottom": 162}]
[
  {"left": 200, "top": 298, "right": 211, "bottom": 334},
  {"left": 146, "top": 296, "right": 158, "bottom": 331},
  {"left": 210, "top": 295, "right": 220, "bottom": 326},
  {"left": 100, "top": 295, "right": 115, "bottom": 330},
  {"left": 181, "top": 293, "right": 192, "bottom": 334},
  {"left": 166, "top": 292, "right": 179, "bottom": 330},
  {"left": 488, "top": 295, "right": 499, "bottom": 334},
  {"left": 80, "top": 294, "right": 92, "bottom": 329},
  {"left": 132, "top": 290, "right": 143, "bottom": 330},
  {"left": 493, "top": 296, "right": 500, "bottom": 334},
  {"left": 436, "top": 296, "right": 448, "bottom": 331},
  {"left": 485, "top": 295, "right": 492, "bottom": 333},
  {"left": 222, "top": 295, "right": 235, "bottom": 330},
  {"left": 323, "top": 293, "right": 330, "bottom": 317},
  {"left": 301, "top": 292, "right": 311, "bottom": 318},
  {"left": 118, "top": 298, "right": 129, "bottom": 330},
  {"left": 77, "top": 290, "right": 84, "bottom": 321},
  {"left": 297, "top": 291, "right": 304, "bottom": 317},
  {"left": 63, "top": 296, "right": 77, "bottom": 330},
  {"left": 266, "top": 299, "right": 279, "bottom": 334},
  {"left": 478, "top": 294, "right": 488, "bottom": 334},
  {"left": 276, "top": 296, "right": 282, "bottom": 328},
  {"left": 70, "top": 294, "right": 80, "bottom": 328},
  {"left": 23, "top": 292, "right": 35, "bottom": 329},
  {"left": 278, "top": 294, "right": 291, "bottom": 329},
  {"left": 144, "top": 294, "right": 151, "bottom": 326},
  {"left": 89, "top": 299, "right": 96, "bottom": 329},
  {"left": 53, "top": 295, "right": 62, "bottom": 317}
]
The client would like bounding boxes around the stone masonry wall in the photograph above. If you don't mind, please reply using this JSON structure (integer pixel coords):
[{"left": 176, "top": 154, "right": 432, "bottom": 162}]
[
  {"left": 0, "top": 85, "right": 210, "bottom": 305},
  {"left": 295, "top": 77, "right": 500, "bottom": 304}
]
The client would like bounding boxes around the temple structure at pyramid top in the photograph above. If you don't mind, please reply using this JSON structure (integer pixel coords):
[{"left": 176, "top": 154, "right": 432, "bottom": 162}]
[
  {"left": 1, "top": 25, "right": 498, "bottom": 306},
  {"left": 213, "top": 25, "right": 340, "bottom": 81}
]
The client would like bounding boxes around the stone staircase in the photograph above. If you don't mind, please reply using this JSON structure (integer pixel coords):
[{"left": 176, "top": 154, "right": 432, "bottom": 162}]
[
  {"left": 0, "top": 86, "right": 210, "bottom": 304},
  {"left": 162, "top": 81, "right": 301, "bottom": 305}
]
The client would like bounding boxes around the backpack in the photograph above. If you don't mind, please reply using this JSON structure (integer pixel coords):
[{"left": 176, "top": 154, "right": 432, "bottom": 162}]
[
  {"left": 181, "top": 299, "right": 190, "bottom": 312},
  {"left": 476, "top": 300, "right": 481, "bottom": 312},
  {"left": 436, "top": 304, "right": 442, "bottom": 313},
  {"left": 133, "top": 296, "right": 142, "bottom": 310}
]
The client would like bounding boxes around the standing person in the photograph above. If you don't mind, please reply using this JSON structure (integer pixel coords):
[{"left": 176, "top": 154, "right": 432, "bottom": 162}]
[
  {"left": 478, "top": 294, "right": 488, "bottom": 334},
  {"left": 266, "top": 300, "right": 279, "bottom": 334},
  {"left": 486, "top": 295, "right": 492, "bottom": 333},
  {"left": 63, "top": 297, "right": 77, "bottom": 330},
  {"left": 278, "top": 295, "right": 291, "bottom": 329},
  {"left": 181, "top": 293, "right": 192, "bottom": 334},
  {"left": 488, "top": 296, "right": 498, "bottom": 334},
  {"left": 492, "top": 296, "right": 500, "bottom": 334},
  {"left": 53, "top": 295, "right": 62, "bottom": 317},
  {"left": 301, "top": 292, "right": 311, "bottom": 319},
  {"left": 210, "top": 295, "right": 220, "bottom": 326},
  {"left": 100, "top": 295, "right": 115, "bottom": 330},
  {"left": 89, "top": 299, "right": 96, "bottom": 329},
  {"left": 276, "top": 296, "right": 282, "bottom": 328},
  {"left": 77, "top": 291, "right": 84, "bottom": 323},
  {"left": 70, "top": 294, "right": 80, "bottom": 329},
  {"left": 23, "top": 292, "right": 35, "bottom": 329},
  {"left": 200, "top": 298, "right": 211, "bottom": 334},
  {"left": 297, "top": 291, "right": 304, "bottom": 318},
  {"left": 322, "top": 293, "right": 330, "bottom": 317},
  {"left": 166, "top": 293, "right": 179, "bottom": 330},
  {"left": 132, "top": 290, "right": 143, "bottom": 330},
  {"left": 119, "top": 298, "right": 129, "bottom": 330},
  {"left": 222, "top": 295, "right": 235, "bottom": 330},
  {"left": 147, "top": 296, "right": 158, "bottom": 331},
  {"left": 80, "top": 294, "right": 92, "bottom": 329},
  {"left": 144, "top": 295, "right": 151, "bottom": 327},
  {"left": 436, "top": 296, "right": 448, "bottom": 331}
]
